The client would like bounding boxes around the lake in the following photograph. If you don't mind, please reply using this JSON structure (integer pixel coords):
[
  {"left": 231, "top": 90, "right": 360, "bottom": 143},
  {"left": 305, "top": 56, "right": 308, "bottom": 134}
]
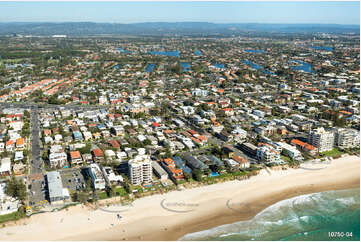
[
  {"left": 312, "top": 46, "right": 334, "bottom": 51},
  {"left": 212, "top": 63, "right": 225, "bottom": 69},
  {"left": 149, "top": 51, "right": 180, "bottom": 57},
  {"left": 242, "top": 60, "right": 275, "bottom": 75},
  {"left": 145, "top": 64, "right": 155, "bottom": 72},
  {"left": 194, "top": 50, "right": 203, "bottom": 56},
  {"left": 181, "top": 62, "right": 191, "bottom": 71},
  {"left": 289, "top": 60, "right": 314, "bottom": 73},
  {"left": 116, "top": 48, "right": 131, "bottom": 54}
]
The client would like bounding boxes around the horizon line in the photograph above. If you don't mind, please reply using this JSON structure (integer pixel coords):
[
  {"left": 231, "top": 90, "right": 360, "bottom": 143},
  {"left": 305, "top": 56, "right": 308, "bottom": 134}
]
[{"left": 0, "top": 21, "right": 359, "bottom": 26}]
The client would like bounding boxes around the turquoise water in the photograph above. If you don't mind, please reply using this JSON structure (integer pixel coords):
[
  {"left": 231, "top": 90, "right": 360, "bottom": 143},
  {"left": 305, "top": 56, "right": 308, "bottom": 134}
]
[
  {"left": 210, "top": 172, "right": 219, "bottom": 177},
  {"left": 179, "top": 188, "right": 360, "bottom": 241}
]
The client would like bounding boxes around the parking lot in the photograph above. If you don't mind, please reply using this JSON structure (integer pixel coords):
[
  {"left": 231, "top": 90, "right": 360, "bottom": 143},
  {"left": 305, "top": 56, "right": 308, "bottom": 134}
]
[
  {"left": 60, "top": 168, "right": 86, "bottom": 192},
  {"left": 29, "top": 178, "right": 48, "bottom": 207}
]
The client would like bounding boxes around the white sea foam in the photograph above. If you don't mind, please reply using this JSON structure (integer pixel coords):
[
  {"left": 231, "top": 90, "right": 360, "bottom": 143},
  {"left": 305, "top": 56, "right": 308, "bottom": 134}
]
[{"left": 178, "top": 188, "right": 360, "bottom": 241}]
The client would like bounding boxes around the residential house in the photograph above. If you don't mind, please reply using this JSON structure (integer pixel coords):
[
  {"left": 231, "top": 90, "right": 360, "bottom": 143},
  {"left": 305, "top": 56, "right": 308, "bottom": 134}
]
[
  {"left": 92, "top": 148, "right": 104, "bottom": 162},
  {"left": 232, "top": 155, "right": 250, "bottom": 169},
  {"left": 70, "top": 151, "right": 82, "bottom": 165},
  {"left": 15, "top": 137, "right": 25, "bottom": 150},
  {"left": 182, "top": 154, "right": 208, "bottom": 171},
  {"left": 5, "top": 140, "right": 14, "bottom": 152}
]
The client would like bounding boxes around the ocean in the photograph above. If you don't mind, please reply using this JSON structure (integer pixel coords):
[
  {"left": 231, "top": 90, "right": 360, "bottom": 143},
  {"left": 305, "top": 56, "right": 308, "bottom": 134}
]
[{"left": 179, "top": 188, "right": 360, "bottom": 241}]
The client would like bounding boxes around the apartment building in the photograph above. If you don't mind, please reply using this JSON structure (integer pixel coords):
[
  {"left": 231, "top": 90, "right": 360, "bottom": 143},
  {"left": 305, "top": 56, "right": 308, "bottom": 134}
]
[
  {"left": 128, "top": 155, "right": 152, "bottom": 185},
  {"left": 308, "top": 127, "right": 335, "bottom": 152},
  {"left": 333, "top": 128, "right": 360, "bottom": 149},
  {"left": 256, "top": 145, "right": 282, "bottom": 163},
  {"left": 276, "top": 142, "right": 303, "bottom": 161},
  {"left": 88, "top": 163, "right": 106, "bottom": 190}
]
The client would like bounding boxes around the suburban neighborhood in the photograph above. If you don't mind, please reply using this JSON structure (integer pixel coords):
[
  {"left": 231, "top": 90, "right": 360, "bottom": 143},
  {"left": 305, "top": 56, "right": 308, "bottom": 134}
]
[{"left": 0, "top": 29, "right": 359, "bottom": 222}]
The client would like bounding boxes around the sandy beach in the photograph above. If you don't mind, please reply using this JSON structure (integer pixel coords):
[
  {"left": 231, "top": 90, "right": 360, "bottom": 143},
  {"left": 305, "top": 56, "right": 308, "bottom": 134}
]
[{"left": 0, "top": 155, "right": 359, "bottom": 241}]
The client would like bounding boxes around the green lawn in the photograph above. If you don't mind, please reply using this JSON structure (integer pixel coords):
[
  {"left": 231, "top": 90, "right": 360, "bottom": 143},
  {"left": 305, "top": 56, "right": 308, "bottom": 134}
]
[
  {"left": 281, "top": 155, "right": 292, "bottom": 163},
  {"left": 114, "top": 187, "right": 127, "bottom": 196},
  {"left": 97, "top": 186, "right": 129, "bottom": 200},
  {"left": 320, "top": 148, "right": 344, "bottom": 158},
  {"left": 0, "top": 211, "right": 23, "bottom": 224},
  {"left": 97, "top": 191, "right": 109, "bottom": 200}
]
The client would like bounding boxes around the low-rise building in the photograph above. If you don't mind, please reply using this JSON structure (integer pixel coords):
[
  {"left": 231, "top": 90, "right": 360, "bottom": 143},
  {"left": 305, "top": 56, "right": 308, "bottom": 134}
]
[
  {"left": 0, "top": 158, "right": 11, "bottom": 176},
  {"left": 290, "top": 139, "right": 317, "bottom": 156},
  {"left": 0, "top": 181, "right": 20, "bottom": 215},
  {"left": 70, "top": 151, "right": 82, "bottom": 165},
  {"left": 276, "top": 142, "right": 303, "bottom": 161},
  {"left": 102, "top": 166, "right": 123, "bottom": 185},
  {"left": 46, "top": 171, "right": 70, "bottom": 203},
  {"left": 152, "top": 161, "right": 168, "bottom": 180},
  {"left": 49, "top": 152, "right": 67, "bottom": 168}
]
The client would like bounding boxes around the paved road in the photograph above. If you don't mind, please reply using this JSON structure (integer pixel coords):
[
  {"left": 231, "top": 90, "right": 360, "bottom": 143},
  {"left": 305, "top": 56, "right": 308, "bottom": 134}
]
[
  {"left": 0, "top": 101, "right": 101, "bottom": 111},
  {"left": 28, "top": 108, "right": 47, "bottom": 206},
  {"left": 30, "top": 108, "right": 42, "bottom": 174}
]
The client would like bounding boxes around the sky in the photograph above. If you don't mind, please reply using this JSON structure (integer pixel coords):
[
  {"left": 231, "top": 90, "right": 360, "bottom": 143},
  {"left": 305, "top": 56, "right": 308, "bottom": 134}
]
[{"left": 0, "top": 1, "right": 359, "bottom": 25}]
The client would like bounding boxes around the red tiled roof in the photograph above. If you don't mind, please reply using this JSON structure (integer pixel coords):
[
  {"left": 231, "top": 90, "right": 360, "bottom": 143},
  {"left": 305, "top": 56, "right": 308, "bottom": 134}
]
[
  {"left": 92, "top": 148, "right": 103, "bottom": 157},
  {"left": 152, "top": 122, "right": 161, "bottom": 127},
  {"left": 109, "top": 140, "right": 120, "bottom": 148},
  {"left": 70, "top": 151, "right": 81, "bottom": 159}
]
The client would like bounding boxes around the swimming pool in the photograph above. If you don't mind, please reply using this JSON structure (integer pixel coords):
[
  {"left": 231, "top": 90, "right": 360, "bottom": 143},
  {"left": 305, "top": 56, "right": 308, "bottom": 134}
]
[{"left": 210, "top": 171, "right": 219, "bottom": 177}]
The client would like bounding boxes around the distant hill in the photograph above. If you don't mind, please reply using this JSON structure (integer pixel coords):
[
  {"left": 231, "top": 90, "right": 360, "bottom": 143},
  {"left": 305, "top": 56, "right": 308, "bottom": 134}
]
[{"left": 0, "top": 22, "right": 359, "bottom": 36}]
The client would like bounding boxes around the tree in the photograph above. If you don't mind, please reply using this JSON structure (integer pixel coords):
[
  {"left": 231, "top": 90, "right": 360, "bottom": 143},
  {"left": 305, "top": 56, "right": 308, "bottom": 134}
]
[
  {"left": 24, "top": 110, "right": 30, "bottom": 118},
  {"left": 105, "top": 185, "right": 114, "bottom": 197},
  {"left": 192, "top": 169, "right": 203, "bottom": 182},
  {"left": 85, "top": 178, "right": 92, "bottom": 192},
  {"left": 71, "top": 192, "right": 79, "bottom": 202},
  {"left": 184, "top": 172, "right": 191, "bottom": 181},
  {"left": 78, "top": 143, "right": 92, "bottom": 154},
  {"left": 122, "top": 177, "right": 132, "bottom": 194},
  {"left": 78, "top": 192, "right": 89, "bottom": 203},
  {"left": 5, "top": 176, "right": 27, "bottom": 202}
]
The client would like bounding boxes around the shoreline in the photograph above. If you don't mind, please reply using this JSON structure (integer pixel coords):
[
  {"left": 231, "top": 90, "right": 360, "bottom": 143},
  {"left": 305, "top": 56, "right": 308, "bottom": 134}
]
[{"left": 0, "top": 155, "right": 359, "bottom": 241}]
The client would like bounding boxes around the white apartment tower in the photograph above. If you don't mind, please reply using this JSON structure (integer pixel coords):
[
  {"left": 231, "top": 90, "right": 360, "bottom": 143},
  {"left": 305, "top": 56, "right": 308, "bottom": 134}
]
[
  {"left": 308, "top": 127, "right": 335, "bottom": 152},
  {"left": 128, "top": 155, "right": 152, "bottom": 185},
  {"left": 333, "top": 128, "right": 360, "bottom": 149},
  {"left": 256, "top": 145, "right": 282, "bottom": 163}
]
